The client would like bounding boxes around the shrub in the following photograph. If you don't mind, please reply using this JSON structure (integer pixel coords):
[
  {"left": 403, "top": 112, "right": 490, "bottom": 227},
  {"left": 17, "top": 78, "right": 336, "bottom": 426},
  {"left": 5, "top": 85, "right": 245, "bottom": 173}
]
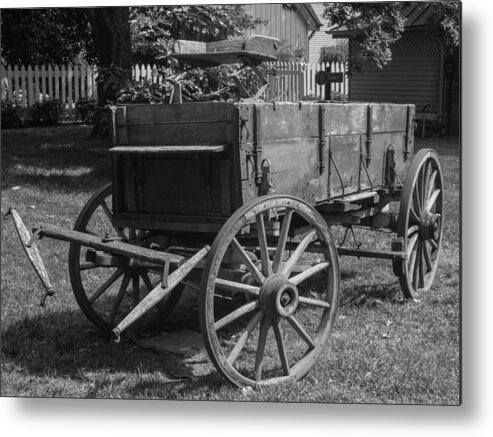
[
  {"left": 1, "top": 101, "right": 29, "bottom": 128},
  {"left": 29, "top": 99, "right": 63, "bottom": 126},
  {"left": 75, "top": 98, "right": 99, "bottom": 124},
  {"left": 319, "top": 41, "right": 349, "bottom": 64}
]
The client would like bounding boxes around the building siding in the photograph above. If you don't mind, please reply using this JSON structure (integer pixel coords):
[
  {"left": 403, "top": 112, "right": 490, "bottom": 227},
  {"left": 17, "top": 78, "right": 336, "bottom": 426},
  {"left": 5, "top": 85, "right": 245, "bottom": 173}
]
[
  {"left": 244, "top": 4, "right": 311, "bottom": 59},
  {"left": 309, "top": 3, "right": 336, "bottom": 63},
  {"left": 349, "top": 32, "right": 443, "bottom": 114}
]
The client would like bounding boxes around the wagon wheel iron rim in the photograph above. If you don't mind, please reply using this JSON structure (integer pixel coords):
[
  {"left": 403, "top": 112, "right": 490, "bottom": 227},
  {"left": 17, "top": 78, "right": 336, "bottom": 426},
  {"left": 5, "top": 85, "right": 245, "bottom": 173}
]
[
  {"left": 199, "top": 195, "right": 340, "bottom": 388},
  {"left": 394, "top": 148, "right": 444, "bottom": 299},
  {"left": 68, "top": 183, "right": 183, "bottom": 333}
]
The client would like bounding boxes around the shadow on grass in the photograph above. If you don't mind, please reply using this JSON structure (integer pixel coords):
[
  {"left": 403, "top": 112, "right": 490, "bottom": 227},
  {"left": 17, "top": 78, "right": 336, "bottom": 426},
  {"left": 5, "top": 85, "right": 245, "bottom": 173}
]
[
  {"left": 1, "top": 125, "right": 112, "bottom": 193},
  {"left": 339, "top": 281, "right": 404, "bottom": 307},
  {"left": 1, "top": 303, "right": 222, "bottom": 397}
]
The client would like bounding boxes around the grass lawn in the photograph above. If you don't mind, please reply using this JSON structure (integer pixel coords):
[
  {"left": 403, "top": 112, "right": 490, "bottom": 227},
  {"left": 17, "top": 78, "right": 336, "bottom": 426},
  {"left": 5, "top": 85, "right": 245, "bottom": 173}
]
[{"left": 0, "top": 124, "right": 460, "bottom": 404}]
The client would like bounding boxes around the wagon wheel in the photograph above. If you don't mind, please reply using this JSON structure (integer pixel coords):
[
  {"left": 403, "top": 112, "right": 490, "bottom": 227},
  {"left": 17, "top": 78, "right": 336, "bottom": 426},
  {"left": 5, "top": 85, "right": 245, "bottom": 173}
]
[
  {"left": 393, "top": 149, "right": 444, "bottom": 299},
  {"left": 199, "top": 195, "right": 340, "bottom": 387},
  {"left": 68, "top": 183, "right": 183, "bottom": 333}
]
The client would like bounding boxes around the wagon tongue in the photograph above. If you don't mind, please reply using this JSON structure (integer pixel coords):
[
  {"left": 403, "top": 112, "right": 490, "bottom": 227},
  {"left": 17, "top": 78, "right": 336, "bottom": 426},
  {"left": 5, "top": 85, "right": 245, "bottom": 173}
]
[{"left": 5, "top": 208, "right": 54, "bottom": 306}]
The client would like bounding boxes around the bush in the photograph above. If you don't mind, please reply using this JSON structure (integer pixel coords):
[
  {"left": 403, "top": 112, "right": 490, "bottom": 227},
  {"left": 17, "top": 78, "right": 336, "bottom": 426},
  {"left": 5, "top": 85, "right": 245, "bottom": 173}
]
[
  {"left": 1, "top": 101, "right": 29, "bottom": 128},
  {"left": 29, "top": 99, "right": 63, "bottom": 126},
  {"left": 319, "top": 41, "right": 348, "bottom": 64},
  {"left": 75, "top": 98, "right": 99, "bottom": 124}
]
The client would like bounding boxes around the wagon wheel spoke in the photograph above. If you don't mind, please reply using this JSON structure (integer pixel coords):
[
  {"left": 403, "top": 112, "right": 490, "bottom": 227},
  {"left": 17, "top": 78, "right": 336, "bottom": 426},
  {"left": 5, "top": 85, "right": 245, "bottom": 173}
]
[
  {"left": 87, "top": 267, "right": 125, "bottom": 304},
  {"left": 429, "top": 238, "right": 439, "bottom": 251},
  {"left": 279, "top": 229, "right": 318, "bottom": 277},
  {"left": 273, "top": 318, "right": 290, "bottom": 375},
  {"left": 100, "top": 199, "right": 127, "bottom": 240},
  {"left": 410, "top": 207, "right": 420, "bottom": 224},
  {"left": 214, "top": 301, "right": 260, "bottom": 331},
  {"left": 422, "top": 240, "right": 433, "bottom": 273},
  {"left": 230, "top": 238, "right": 265, "bottom": 284},
  {"left": 427, "top": 169, "right": 438, "bottom": 201},
  {"left": 421, "top": 162, "right": 430, "bottom": 209},
  {"left": 215, "top": 278, "right": 260, "bottom": 297},
  {"left": 254, "top": 316, "right": 271, "bottom": 381},
  {"left": 109, "top": 273, "right": 131, "bottom": 324},
  {"left": 406, "top": 233, "right": 419, "bottom": 259},
  {"left": 272, "top": 208, "right": 293, "bottom": 273},
  {"left": 140, "top": 271, "right": 154, "bottom": 292},
  {"left": 287, "top": 315, "right": 316, "bottom": 350},
  {"left": 227, "top": 311, "right": 263, "bottom": 365},
  {"left": 426, "top": 189, "right": 441, "bottom": 212},
  {"left": 411, "top": 242, "right": 422, "bottom": 291},
  {"left": 407, "top": 225, "right": 419, "bottom": 238},
  {"left": 417, "top": 243, "right": 425, "bottom": 289},
  {"left": 256, "top": 213, "right": 272, "bottom": 276},
  {"left": 132, "top": 273, "right": 140, "bottom": 307},
  {"left": 290, "top": 262, "right": 329, "bottom": 286}
]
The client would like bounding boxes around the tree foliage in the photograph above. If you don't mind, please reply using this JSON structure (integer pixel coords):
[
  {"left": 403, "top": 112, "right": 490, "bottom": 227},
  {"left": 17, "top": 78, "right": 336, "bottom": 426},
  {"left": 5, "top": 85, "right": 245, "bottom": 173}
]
[
  {"left": 1, "top": 8, "right": 92, "bottom": 65},
  {"left": 130, "top": 5, "right": 264, "bottom": 64},
  {"left": 323, "top": 2, "right": 460, "bottom": 69},
  {"left": 319, "top": 40, "right": 348, "bottom": 64}
]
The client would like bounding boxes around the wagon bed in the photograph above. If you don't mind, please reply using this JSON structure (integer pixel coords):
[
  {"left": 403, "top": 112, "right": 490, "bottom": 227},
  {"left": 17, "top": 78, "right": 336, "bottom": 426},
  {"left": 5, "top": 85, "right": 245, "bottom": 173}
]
[{"left": 109, "top": 100, "right": 414, "bottom": 233}]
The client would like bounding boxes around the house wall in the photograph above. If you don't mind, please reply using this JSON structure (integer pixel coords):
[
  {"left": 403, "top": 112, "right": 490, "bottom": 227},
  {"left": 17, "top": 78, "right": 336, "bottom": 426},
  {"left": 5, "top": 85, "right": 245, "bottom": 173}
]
[
  {"left": 308, "top": 3, "right": 336, "bottom": 63},
  {"left": 244, "top": 4, "right": 311, "bottom": 59},
  {"left": 349, "top": 31, "right": 443, "bottom": 115}
]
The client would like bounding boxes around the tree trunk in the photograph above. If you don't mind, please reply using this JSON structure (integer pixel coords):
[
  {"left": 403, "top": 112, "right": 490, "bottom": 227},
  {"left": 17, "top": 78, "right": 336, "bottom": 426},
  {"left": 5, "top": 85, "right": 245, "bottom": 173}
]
[{"left": 86, "top": 7, "right": 132, "bottom": 105}]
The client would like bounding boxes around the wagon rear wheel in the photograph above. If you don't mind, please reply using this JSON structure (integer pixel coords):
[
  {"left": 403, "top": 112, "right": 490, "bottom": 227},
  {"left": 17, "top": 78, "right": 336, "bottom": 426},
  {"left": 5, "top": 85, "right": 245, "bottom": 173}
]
[
  {"left": 393, "top": 149, "right": 444, "bottom": 299},
  {"left": 68, "top": 183, "right": 183, "bottom": 333},
  {"left": 199, "top": 195, "right": 340, "bottom": 387}
]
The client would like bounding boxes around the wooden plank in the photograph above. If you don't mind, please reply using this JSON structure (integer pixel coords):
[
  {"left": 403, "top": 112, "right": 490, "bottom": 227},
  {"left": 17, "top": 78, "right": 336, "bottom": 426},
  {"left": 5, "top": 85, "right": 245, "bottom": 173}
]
[
  {"left": 124, "top": 101, "right": 234, "bottom": 124},
  {"left": 109, "top": 145, "right": 228, "bottom": 154},
  {"left": 27, "top": 65, "right": 34, "bottom": 106},
  {"left": 206, "top": 35, "right": 279, "bottom": 58},
  {"left": 174, "top": 40, "right": 207, "bottom": 54},
  {"left": 61, "top": 65, "right": 66, "bottom": 107},
  {"left": 255, "top": 102, "right": 319, "bottom": 140},
  {"left": 127, "top": 122, "right": 231, "bottom": 146},
  {"left": 112, "top": 214, "right": 226, "bottom": 233},
  {"left": 36, "top": 223, "right": 184, "bottom": 266},
  {"left": 116, "top": 106, "right": 128, "bottom": 144}
]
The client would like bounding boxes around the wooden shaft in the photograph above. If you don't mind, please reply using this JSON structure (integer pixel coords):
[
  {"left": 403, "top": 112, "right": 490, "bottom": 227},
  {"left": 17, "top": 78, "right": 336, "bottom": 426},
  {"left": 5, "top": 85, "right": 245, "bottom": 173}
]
[
  {"left": 36, "top": 223, "right": 184, "bottom": 267},
  {"left": 112, "top": 245, "right": 209, "bottom": 340}
]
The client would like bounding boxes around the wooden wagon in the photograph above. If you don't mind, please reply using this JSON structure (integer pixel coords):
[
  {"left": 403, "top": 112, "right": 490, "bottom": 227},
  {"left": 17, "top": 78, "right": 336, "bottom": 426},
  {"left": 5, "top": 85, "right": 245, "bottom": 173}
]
[{"left": 8, "top": 43, "right": 443, "bottom": 388}]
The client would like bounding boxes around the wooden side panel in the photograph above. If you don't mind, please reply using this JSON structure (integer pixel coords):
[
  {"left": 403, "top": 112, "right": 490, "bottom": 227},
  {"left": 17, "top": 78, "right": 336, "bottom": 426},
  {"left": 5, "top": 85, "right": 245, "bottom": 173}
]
[
  {"left": 256, "top": 102, "right": 319, "bottom": 141},
  {"left": 114, "top": 102, "right": 235, "bottom": 146},
  {"left": 141, "top": 157, "right": 232, "bottom": 216},
  {"left": 329, "top": 135, "right": 361, "bottom": 198},
  {"left": 324, "top": 103, "right": 367, "bottom": 136},
  {"left": 261, "top": 139, "right": 326, "bottom": 205},
  {"left": 371, "top": 104, "right": 409, "bottom": 133}
]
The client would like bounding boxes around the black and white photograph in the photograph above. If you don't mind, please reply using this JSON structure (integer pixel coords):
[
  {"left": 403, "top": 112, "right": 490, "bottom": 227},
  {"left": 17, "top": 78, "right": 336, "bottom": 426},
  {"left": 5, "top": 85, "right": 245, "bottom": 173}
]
[{"left": 0, "top": 0, "right": 482, "bottom": 434}]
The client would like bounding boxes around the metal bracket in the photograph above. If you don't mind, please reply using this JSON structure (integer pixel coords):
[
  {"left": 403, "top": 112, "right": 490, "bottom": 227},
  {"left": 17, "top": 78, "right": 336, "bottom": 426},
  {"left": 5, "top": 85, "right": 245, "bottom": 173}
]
[
  {"left": 338, "top": 226, "right": 362, "bottom": 249},
  {"left": 259, "top": 159, "right": 273, "bottom": 196}
]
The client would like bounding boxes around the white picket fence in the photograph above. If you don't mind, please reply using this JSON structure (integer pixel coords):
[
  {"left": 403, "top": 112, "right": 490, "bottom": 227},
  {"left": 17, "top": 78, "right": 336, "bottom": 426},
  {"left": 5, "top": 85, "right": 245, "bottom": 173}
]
[
  {"left": 264, "top": 61, "right": 348, "bottom": 102},
  {"left": 1, "top": 61, "right": 348, "bottom": 120}
]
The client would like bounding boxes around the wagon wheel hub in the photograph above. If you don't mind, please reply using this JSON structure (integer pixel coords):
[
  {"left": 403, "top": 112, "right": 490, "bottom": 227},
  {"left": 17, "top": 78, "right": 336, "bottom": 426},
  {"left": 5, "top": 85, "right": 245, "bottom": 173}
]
[
  {"left": 419, "top": 211, "right": 441, "bottom": 241},
  {"left": 259, "top": 274, "right": 299, "bottom": 318}
]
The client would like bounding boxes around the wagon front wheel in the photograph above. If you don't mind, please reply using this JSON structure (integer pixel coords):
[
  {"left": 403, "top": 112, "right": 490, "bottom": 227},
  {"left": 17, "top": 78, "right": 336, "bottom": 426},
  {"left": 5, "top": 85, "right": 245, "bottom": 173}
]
[
  {"left": 393, "top": 149, "right": 444, "bottom": 299},
  {"left": 199, "top": 195, "right": 340, "bottom": 387},
  {"left": 68, "top": 183, "right": 183, "bottom": 333}
]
